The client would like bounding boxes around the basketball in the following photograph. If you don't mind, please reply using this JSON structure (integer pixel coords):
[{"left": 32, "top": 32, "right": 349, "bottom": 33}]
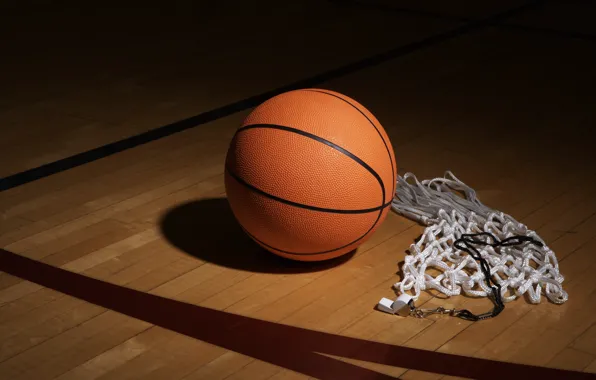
[{"left": 224, "top": 88, "right": 397, "bottom": 261}]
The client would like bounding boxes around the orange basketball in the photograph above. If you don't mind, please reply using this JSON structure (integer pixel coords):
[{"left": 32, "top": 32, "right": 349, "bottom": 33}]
[{"left": 224, "top": 88, "right": 397, "bottom": 261}]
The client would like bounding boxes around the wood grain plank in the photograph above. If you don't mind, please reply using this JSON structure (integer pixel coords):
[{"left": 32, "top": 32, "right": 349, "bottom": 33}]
[
  {"left": 571, "top": 323, "right": 596, "bottom": 357},
  {"left": 547, "top": 348, "right": 595, "bottom": 373}
]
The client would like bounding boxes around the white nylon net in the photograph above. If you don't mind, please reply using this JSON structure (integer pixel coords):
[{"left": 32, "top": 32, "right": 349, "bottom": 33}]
[{"left": 390, "top": 171, "right": 568, "bottom": 305}]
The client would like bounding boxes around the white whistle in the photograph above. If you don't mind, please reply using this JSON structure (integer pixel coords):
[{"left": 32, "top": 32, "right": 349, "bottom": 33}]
[{"left": 377, "top": 293, "right": 414, "bottom": 316}]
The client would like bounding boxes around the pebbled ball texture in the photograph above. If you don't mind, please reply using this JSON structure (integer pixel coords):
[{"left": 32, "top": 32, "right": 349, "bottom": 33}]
[{"left": 224, "top": 88, "right": 397, "bottom": 261}]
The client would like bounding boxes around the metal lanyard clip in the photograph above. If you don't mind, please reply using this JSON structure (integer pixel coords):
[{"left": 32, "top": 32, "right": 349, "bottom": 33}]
[
  {"left": 378, "top": 294, "right": 461, "bottom": 319},
  {"left": 411, "top": 306, "right": 460, "bottom": 318}
]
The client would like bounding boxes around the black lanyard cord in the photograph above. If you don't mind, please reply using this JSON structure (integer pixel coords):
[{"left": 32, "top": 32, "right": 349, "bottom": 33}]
[{"left": 452, "top": 232, "right": 544, "bottom": 321}]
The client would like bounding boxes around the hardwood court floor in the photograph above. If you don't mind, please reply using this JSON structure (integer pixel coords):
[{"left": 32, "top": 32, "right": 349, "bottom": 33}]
[{"left": 1, "top": 0, "right": 596, "bottom": 379}]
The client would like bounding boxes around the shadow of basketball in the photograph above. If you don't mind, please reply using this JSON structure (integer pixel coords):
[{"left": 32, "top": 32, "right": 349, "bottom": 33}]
[{"left": 159, "top": 197, "right": 355, "bottom": 274}]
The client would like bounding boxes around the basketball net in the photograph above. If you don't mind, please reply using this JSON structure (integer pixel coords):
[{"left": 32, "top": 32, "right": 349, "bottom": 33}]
[{"left": 378, "top": 171, "right": 568, "bottom": 320}]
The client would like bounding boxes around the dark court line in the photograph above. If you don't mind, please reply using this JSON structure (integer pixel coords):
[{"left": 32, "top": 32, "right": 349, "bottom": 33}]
[
  {"left": 0, "top": 0, "right": 546, "bottom": 192},
  {"left": 499, "top": 23, "right": 596, "bottom": 42},
  {"left": 337, "top": 0, "right": 596, "bottom": 42},
  {"left": 1, "top": 248, "right": 593, "bottom": 379}
]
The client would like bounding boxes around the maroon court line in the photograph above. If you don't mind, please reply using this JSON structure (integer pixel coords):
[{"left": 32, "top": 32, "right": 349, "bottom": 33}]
[{"left": 1, "top": 249, "right": 594, "bottom": 380}]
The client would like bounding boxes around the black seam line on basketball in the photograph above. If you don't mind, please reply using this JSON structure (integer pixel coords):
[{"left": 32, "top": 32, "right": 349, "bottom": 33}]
[
  {"left": 228, "top": 156, "right": 385, "bottom": 255},
  {"left": 236, "top": 123, "right": 386, "bottom": 207},
  {"left": 302, "top": 89, "right": 395, "bottom": 193},
  {"left": 240, "top": 207, "right": 383, "bottom": 256},
  {"left": 305, "top": 88, "right": 397, "bottom": 198},
  {"left": 226, "top": 167, "right": 392, "bottom": 215},
  {"left": 0, "top": 1, "right": 545, "bottom": 192}
]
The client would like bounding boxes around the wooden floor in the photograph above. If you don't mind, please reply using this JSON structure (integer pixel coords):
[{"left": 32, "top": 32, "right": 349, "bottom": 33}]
[{"left": 1, "top": 0, "right": 596, "bottom": 378}]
